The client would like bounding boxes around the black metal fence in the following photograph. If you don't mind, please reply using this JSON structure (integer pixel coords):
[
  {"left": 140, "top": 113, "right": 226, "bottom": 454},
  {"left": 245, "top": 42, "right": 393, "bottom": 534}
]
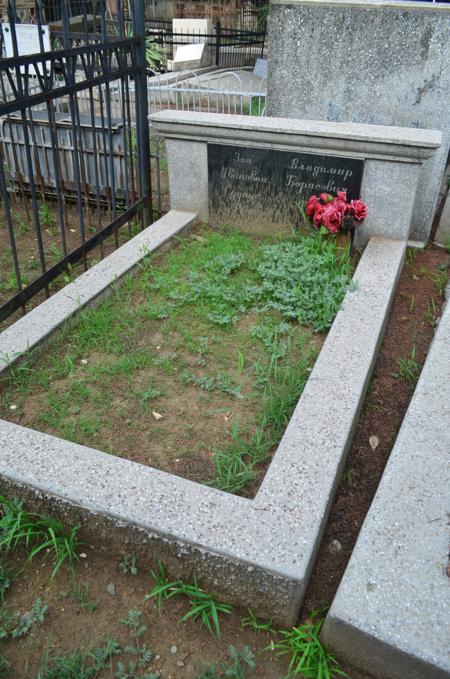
[
  {"left": 0, "top": 0, "right": 152, "bottom": 324},
  {"left": 146, "top": 19, "right": 266, "bottom": 70}
]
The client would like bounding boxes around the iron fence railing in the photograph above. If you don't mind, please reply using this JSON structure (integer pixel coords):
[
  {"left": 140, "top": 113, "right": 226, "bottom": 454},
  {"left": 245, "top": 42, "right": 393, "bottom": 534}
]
[
  {"left": 0, "top": 0, "right": 151, "bottom": 325},
  {"left": 146, "top": 21, "right": 266, "bottom": 70}
]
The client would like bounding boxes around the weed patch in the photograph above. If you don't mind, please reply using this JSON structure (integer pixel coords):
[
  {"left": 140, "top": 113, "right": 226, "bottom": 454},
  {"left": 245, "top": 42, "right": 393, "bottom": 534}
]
[
  {"left": 0, "top": 227, "right": 352, "bottom": 494},
  {"left": 0, "top": 496, "right": 81, "bottom": 578},
  {"left": 269, "top": 611, "right": 347, "bottom": 678},
  {"left": 147, "top": 561, "right": 233, "bottom": 639}
]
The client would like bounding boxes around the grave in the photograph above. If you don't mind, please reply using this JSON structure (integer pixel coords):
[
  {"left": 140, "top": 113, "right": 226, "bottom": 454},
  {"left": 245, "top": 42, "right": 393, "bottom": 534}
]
[
  {"left": 0, "top": 110, "right": 440, "bottom": 627},
  {"left": 150, "top": 110, "right": 441, "bottom": 244},
  {"left": 171, "top": 42, "right": 210, "bottom": 71}
]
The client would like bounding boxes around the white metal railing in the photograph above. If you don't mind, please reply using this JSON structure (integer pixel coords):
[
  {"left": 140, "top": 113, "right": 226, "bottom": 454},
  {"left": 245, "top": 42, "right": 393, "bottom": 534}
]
[{"left": 147, "top": 70, "right": 267, "bottom": 116}]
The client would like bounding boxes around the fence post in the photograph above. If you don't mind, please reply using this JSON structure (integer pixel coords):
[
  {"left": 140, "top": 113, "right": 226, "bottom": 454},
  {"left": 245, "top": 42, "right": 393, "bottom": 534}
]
[
  {"left": 215, "top": 19, "right": 221, "bottom": 67},
  {"left": 133, "top": 0, "right": 153, "bottom": 226}
]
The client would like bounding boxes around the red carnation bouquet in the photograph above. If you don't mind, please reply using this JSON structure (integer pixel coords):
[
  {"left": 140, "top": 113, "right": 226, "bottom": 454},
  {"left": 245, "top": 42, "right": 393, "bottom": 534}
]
[{"left": 305, "top": 191, "right": 368, "bottom": 235}]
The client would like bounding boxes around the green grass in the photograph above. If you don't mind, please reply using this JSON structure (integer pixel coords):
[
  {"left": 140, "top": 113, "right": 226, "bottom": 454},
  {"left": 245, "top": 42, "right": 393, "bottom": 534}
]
[
  {"left": 0, "top": 496, "right": 82, "bottom": 578},
  {"left": 68, "top": 578, "right": 98, "bottom": 612},
  {"left": 241, "top": 608, "right": 274, "bottom": 634},
  {"left": 147, "top": 561, "right": 233, "bottom": 639},
  {"left": 269, "top": 611, "right": 347, "bottom": 678},
  {"left": 394, "top": 346, "right": 420, "bottom": 384},
  {"left": 36, "top": 638, "right": 122, "bottom": 679},
  {"left": 0, "top": 227, "right": 353, "bottom": 494}
]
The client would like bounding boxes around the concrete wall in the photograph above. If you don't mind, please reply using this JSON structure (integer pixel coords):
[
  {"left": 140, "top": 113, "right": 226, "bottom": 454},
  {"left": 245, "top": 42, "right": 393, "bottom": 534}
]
[{"left": 267, "top": 0, "right": 450, "bottom": 244}]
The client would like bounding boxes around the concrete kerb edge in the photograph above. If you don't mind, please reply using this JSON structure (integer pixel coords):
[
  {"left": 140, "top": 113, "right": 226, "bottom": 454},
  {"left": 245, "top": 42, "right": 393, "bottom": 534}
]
[{"left": 0, "top": 226, "right": 406, "bottom": 625}]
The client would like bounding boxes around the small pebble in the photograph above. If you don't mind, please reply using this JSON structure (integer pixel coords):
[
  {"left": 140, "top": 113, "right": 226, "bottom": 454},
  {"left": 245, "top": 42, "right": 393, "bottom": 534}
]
[
  {"left": 170, "top": 644, "right": 177, "bottom": 654},
  {"left": 176, "top": 661, "right": 184, "bottom": 668},
  {"left": 369, "top": 435, "right": 380, "bottom": 451},
  {"left": 329, "top": 539, "right": 342, "bottom": 554},
  {"left": 106, "top": 582, "right": 116, "bottom": 596},
  {"left": 155, "top": 655, "right": 161, "bottom": 661},
  {"left": 9, "top": 404, "right": 17, "bottom": 411},
  {"left": 81, "top": 359, "right": 88, "bottom": 365},
  {"left": 79, "top": 553, "right": 87, "bottom": 559}
]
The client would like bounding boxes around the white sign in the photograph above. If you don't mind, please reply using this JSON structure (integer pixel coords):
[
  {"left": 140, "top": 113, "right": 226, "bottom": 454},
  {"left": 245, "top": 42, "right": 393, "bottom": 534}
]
[{"left": 1, "top": 23, "right": 51, "bottom": 74}]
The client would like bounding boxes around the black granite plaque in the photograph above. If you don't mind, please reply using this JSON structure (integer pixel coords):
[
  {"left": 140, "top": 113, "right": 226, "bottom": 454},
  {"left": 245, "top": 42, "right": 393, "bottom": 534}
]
[{"left": 208, "top": 144, "right": 364, "bottom": 233}]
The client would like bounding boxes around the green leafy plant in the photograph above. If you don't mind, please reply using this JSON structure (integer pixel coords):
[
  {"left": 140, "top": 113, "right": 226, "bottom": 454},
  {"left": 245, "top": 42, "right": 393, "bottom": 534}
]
[
  {"left": 119, "top": 554, "right": 138, "bottom": 576},
  {"left": 0, "top": 654, "right": 10, "bottom": 677},
  {"left": 182, "top": 370, "right": 243, "bottom": 399},
  {"left": 147, "top": 561, "right": 233, "bottom": 638},
  {"left": 0, "top": 496, "right": 82, "bottom": 578},
  {"left": 424, "top": 297, "right": 437, "bottom": 327},
  {"left": 145, "top": 36, "right": 165, "bottom": 71},
  {"left": 241, "top": 608, "right": 274, "bottom": 633},
  {"left": 269, "top": 611, "right": 347, "bottom": 678},
  {"left": 0, "top": 562, "right": 15, "bottom": 602},
  {"left": 197, "top": 645, "right": 256, "bottom": 678},
  {"left": 115, "top": 660, "right": 158, "bottom": 679},
  {"left": 37, "top": 638, "right": 121, "bottom": 679},
  {"left": 432, "top": 269, "right": 449, "bottom": 296},
  {"left": 1, "top": 597, "right": 48, "bottom": 640},
  {"left": 405, "top": 247, "right": 418, "bottom": 264},
  {"left": 120, "top": 610, "right": 152, "bottom": 668},
  {"left": 394, "top": 346, "right": 420, "bottom": 384},
  {"left": 38, "top": 202, "right": 53, "bottom": 227},
  {"left": 13, "top": 212, "right": 31, "bottom": 236}
]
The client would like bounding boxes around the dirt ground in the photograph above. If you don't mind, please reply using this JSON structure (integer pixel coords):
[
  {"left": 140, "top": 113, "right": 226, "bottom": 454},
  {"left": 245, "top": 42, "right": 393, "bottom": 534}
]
[{"left": 0, "top": 243, "right": 448, "bottom": 679}]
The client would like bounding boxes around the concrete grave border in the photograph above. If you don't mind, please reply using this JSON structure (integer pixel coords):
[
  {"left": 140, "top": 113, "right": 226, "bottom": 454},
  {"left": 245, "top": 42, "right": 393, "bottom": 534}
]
[{"left": 0, "top": 209, "right": 405, "bottom": 625}]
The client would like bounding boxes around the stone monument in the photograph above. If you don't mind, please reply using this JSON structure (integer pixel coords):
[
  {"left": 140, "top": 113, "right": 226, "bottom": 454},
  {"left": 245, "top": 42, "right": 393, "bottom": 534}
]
[{"left": 267, "top": 0, "right": 450, "bottom": 244}]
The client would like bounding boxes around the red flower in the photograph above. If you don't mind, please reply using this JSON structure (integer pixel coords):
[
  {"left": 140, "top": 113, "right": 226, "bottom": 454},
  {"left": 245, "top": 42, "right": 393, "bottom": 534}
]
[
  {"left": 350, "top": 199, "right": 368, "bottom": 221},
  {"left": 337, "top": 190, "right": 347, "bottom": 202},
  {"left": 306, "top": 195, "right": 320, "bottom": 217},
  {"left": 333, "top": 198, "right": 347, "bottom": 215},
  {"left": 319, "top": 192, "right": 333, "bottom": 204},
  {"left": 313, "top": 204, "right": 326, "bottom": 228},
  {"left": 322, "top": 205, "right": 343, "bottom": 233}
]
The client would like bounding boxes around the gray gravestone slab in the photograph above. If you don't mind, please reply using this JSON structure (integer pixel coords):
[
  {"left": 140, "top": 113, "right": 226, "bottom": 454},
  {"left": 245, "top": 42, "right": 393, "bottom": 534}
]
[
  {"left": 267, "top": 0, "right": 450, "bottom": 244},
  {"left": 208, "top": 143, "right": 363, "bottom": 232}
]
